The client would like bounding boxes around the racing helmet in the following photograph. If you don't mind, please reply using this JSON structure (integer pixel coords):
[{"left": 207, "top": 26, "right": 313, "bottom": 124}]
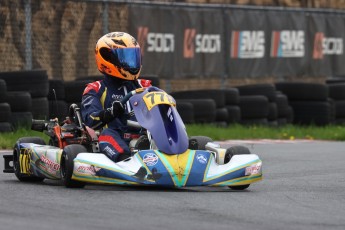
[{"left": 95, "top": 32, "right": 142, "bottom": 80}]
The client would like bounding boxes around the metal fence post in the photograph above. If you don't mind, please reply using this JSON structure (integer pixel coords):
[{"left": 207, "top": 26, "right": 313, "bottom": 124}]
[
  {"left": 24, "top": 0, "right": 32, "bottom": 70},
  {"left": 102, "top": 1, "right": 109, "bottom": 34}
]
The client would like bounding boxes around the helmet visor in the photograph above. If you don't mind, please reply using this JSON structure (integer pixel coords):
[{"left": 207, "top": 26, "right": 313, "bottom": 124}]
[{"left": 111, "top": 47, "right": 141, "bottom": 74}]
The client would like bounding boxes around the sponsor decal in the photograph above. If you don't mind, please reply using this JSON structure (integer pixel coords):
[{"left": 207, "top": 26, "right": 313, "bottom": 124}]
[
  {"left": 143, "top": 152, "right": 159, "bottom": 166},
  {"left": 137, "top": 26, "right": 174, "bottom": 54},
  {"left": 196, "top": 153, "right": 207, "bottom": 164},
  {"left": 104, "top": 146, "right": 116, "bottom": 157},
  {"left": 270, "top": 30, "right": 305, "bottom": 58},
  {"left": 245, "top": 164, "right": 261, "bottom": 176},
  {"left": 313, "top": 32, "right": 344, "bottom": 59},
  {"left": 184, "top": 28, "right": 221, "bottom": 58},
  {"left": 76, "top": 165, "right": 96, "bottom": 175},
  {"left": 40, "top": 155, "right": 60, "bottom": 171},
  {"left": 231, "top": 31, "right": 265, "bottom": 59},
  {"left": 111, "top": 94, "right": 123, "bottom": 100}
]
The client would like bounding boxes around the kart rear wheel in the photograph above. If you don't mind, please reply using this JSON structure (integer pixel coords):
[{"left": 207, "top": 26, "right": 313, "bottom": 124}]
[
  {"left": 189, "top": 136, "right": 213, "bottom": 150},
  {"left": 60, "top": 144, "right": 87, "bottom": 188},
  {"left": 13, "top": 137, "right": 46, "bottom": 182},
  {"left": 225, "top": 146, "right": 251, "bottom": 190}
]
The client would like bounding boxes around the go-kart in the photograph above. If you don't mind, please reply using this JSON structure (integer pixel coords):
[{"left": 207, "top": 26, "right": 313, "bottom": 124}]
[{"left": 3, "top": 86, "right": 262, "bottom": 190}]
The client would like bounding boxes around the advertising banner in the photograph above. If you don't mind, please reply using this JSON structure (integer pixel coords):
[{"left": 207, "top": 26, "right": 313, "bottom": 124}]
[
  {"left": 308, "top": 13, "right": 345, "bottom": 76},
  {"left": 129, "top": 4, "right": 345, "bottom": 79},
  {"left": 128, "top": 5, "right": 225, "bottom": 79},
  {"left": 225, "top": 9, "right": 268, "bottom": 77},
  {"left": 266, "top": 10, "right": 308, "bottom": 77}
]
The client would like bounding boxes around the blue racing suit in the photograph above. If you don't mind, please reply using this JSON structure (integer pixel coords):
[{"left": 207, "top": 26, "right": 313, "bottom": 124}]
[{"left": 81, "top": 75, "right": 151, "bottom": 162}]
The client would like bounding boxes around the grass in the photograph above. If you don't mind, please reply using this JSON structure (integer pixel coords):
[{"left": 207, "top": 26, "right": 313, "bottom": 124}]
[{"left": 1, "top": 124, "right": 345, "bottom": 149}]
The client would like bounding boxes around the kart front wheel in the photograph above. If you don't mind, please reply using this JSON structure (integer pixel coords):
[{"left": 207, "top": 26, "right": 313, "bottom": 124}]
[
  {"left": 225, "top": 146, "right": 251, "bottom": 191},
  {"left": 229, "top": 184, "right": 250, "bottom": 190},
  {"left": 60, "top": 144, "right": 87, "bottom": 188},
  {"left": 13, "top": 137, "right": 46, "bottom": 182}
]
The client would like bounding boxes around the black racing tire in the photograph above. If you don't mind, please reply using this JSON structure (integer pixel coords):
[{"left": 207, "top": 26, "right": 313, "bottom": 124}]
[
  {"left": 6, "top": 91, "right": 32, "bottom": 112},
  {"left": 0, "top": 79, "right": 7, "bottom": 102},
  {"left": 176, "top": 99, "right": 216, "bottom": 123},
  {"left": 335, "top": 101, "right": 345, "bottom": 118},
  {"left": 172, "top": 89, "right": 226, "bottom": 108},
  {"left": 225, "top": 105, "right": 241, "bottom": 124},
  {"left": 215, "top": 108, "right": 229, "bottom": 123},
  {"left": 225, "top": 146, "right": 251, "bottom": 190},
  {"left": 0, "top": 103, "right": 11, "bottom": 122},
  {"left": 276, "top": 93, "right": 289, "bottom": 118},
  {"left": 286, "top": 106, "right": 294, "bottom": 124},
  {"left": 236, "top": 84, "right": 277, "bottom": 102},
  {"left": 31, "top": 97, "right": 49, "bottom": 120},
  {"left": 0, "top": 69, "right": 49, "bottom": 97},
  {"left": 11, "top": 112, "right": 33, "bottom": 129},
  {"left": 328, "top": 83, "right": 345, "bottom": 101},
  {"left": 239, "top": 95, "right": 269, "bottom": 119},
  {"left": 0, "top": 122, "right": 13, "bottom": 132},
  {"left": 13, "top": 137, "right": 46, "bottom": 182},
  {"left": 60, "top": 144, "right": 87, "bottom": 188},
  {"left": 64, "top": 80, "right": 91, "bottom": 103},
  {"left": 48, "top": 79, "right": 65, "bottom": 100},
  {"left": 189, "top": 136, "right": 213, "bottom": 150},
  {"left": 275, "top": 82, "right": 328, "bottom": 101},
  {"left": 176, "top": 101, "right": 194, "bottom": 124},
  {"left": 289, "top": 101, "right": 331, "bottom": 126},
  {"left": 224, "top": 145, "right": 251, "bottom": 164},
  {"left": 223, "top": 88, "right": 240, "bottom": 105},
  {"left": 268, "top": 102, "right": 278, "bottom": 121}
]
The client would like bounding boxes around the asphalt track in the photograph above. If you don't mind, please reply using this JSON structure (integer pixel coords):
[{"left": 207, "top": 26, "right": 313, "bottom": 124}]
[{"left": 0, "top": 140, "right": 344, "bottom": 230}]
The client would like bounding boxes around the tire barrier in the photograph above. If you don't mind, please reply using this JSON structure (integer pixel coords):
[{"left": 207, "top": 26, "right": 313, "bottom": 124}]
[
  {"left": 0, "top": 103, "right": 11, "bottom": 123},
  {"left": 289, "top": 101, "right": 332, "bottom": 126},
  {"left": 0, "top": 79, "right": 7, "bottom": 103},
  {"left": 48, "top": 79, "right": 65, "bottom": 100},
  {"left": 6, "top": 91, "right": 32, "bottom": 112},
  {"left": 49, "top": 100, "right": 68, "bottom": 122},
  {"left": 0, "top": 69, "right": 49, "bottom": 98},
  {"left": 176, "top": 101, "right": 194, "bottom": 124},
  {"left": 64, "top": 80, "right": 91, "bottom": 104},
  {"left": 275, "top": 82, "right": 329, "bottom": 101},
  {"left": 236, "top": 84, "right": 278, "bottom": 125},
  {"left": 327, "top": 83, "right": 345, "bottom": 124},
  {"left": 171, "top": 89, "right": 226, "bottom": 108},
  {"left": 31, "top": 97, "right": 49, "bottom": 120},
  {"left": 276, "top": 82, "right": 332, "bottom": 125},
  {"left": 238, "top": 95, "right": 269, "bottom": 125},
  {"left": 10, "top": 112, "right": 33, "bottom": 128},
  {"left": 176, "top": 99, "right": 216, "bottom": 123}
]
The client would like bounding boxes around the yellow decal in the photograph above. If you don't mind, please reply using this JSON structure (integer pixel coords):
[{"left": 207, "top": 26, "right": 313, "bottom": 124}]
[
  {"left": 20, "top": 148, "right": 31, "bottom": 174},
  {"left": 143, "top": 92, "right": 176, "bottom": 110}
]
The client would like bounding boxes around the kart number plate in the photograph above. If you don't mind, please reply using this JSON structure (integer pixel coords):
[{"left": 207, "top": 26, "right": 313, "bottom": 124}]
[{"left": 143, "top": 92, "right": 176, "bottom": 110}]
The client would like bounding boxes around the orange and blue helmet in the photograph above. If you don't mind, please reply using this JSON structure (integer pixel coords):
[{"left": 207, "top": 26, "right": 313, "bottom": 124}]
[{"left": 95, "top": 32, "right": 142, "bottom": 80}]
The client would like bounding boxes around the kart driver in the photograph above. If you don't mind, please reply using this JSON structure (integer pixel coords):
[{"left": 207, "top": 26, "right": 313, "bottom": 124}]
[{"left": 81, "top": 32, "right": 151, "bottom": 163}]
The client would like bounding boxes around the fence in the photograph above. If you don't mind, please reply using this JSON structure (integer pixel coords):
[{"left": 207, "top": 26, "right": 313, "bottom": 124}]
[{"left": 1, "top": 0, "right": 345, "bottom": 83}]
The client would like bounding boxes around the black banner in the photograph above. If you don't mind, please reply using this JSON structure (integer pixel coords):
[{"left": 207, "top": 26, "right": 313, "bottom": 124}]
[
  {"left": 225, "top": 9, "right": 268, "bottom": 77},
  {"left": 128, "top": 4, "right": 345, "bottom": 79}
]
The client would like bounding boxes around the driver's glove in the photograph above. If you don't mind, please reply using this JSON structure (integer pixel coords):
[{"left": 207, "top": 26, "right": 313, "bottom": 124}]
[{"left": 100, "top": 101, "right": 125, "bottom": 123}]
